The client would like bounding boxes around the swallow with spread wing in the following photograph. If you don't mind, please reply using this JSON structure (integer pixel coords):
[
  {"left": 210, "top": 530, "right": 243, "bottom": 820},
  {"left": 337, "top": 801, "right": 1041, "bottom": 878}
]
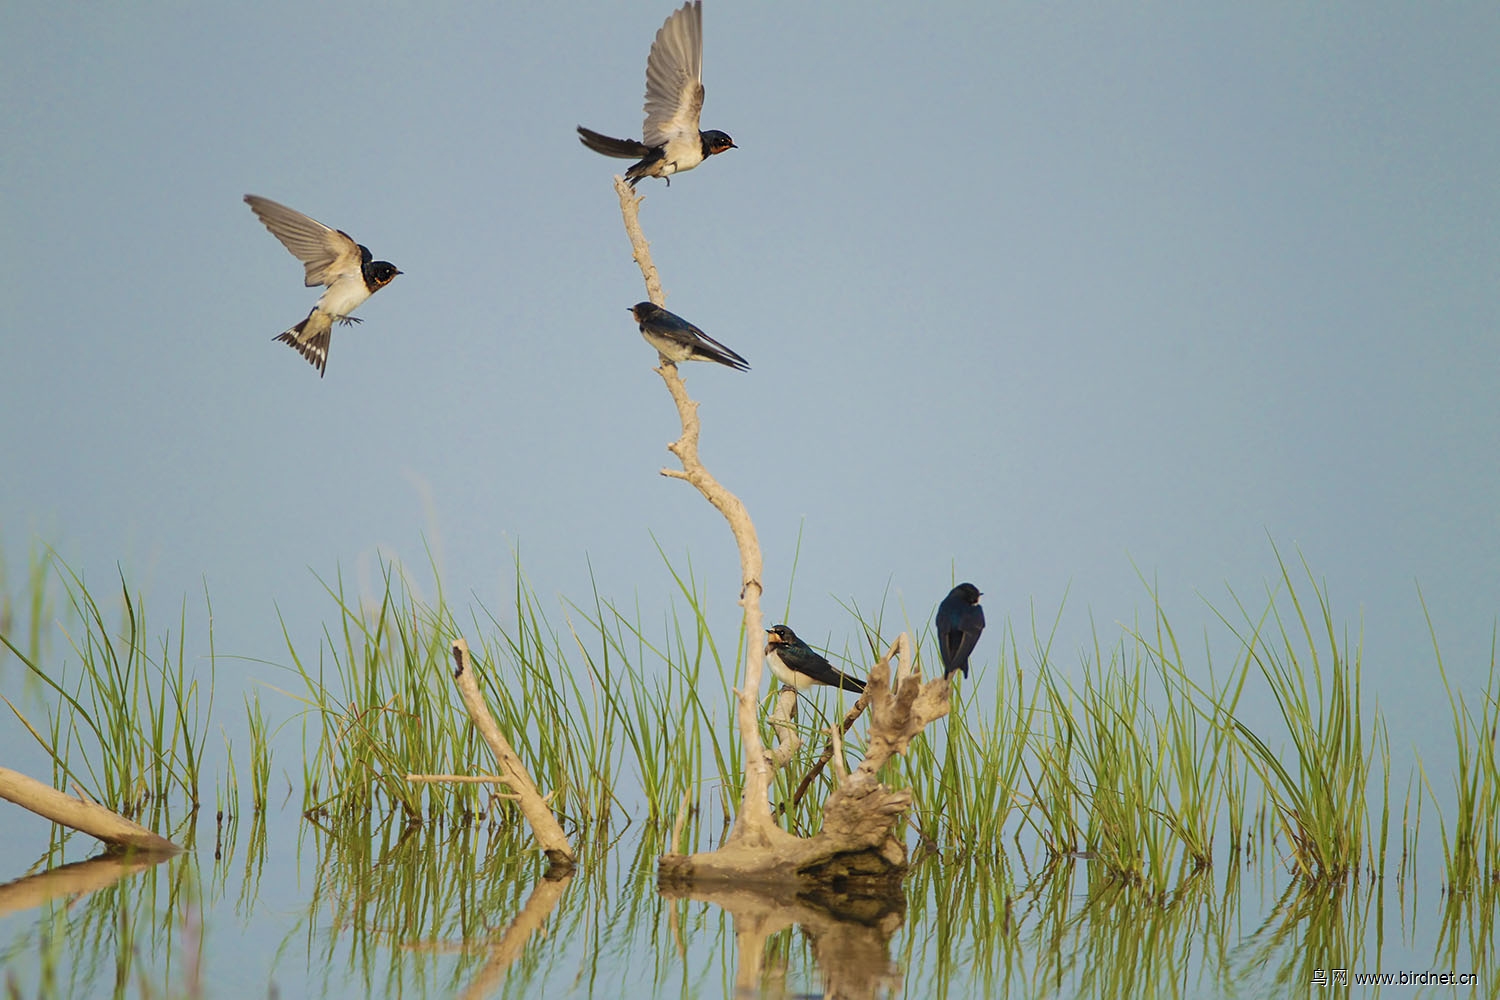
[
  {"left": 578, "top": 1, "right": 735, "bottom": 186},
  {"left": 244, "top": 195, "right": 401, "bottom": 376}
]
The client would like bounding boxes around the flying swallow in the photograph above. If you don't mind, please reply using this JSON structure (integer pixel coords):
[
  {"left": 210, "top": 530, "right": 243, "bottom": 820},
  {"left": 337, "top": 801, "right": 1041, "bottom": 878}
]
[
  {"left": 935, "top": 583, "right": 985, "bottom": 679},
  {"left": 765, "top": 625, "right": 866, "bottom": 694},
  {"left": 577, "top": 1, "right": 735, "bottom": 186},
  {"left": 630, "top": 302, "right": 749, "bottom": 370},
  {"left": 244, "top": 195, "right": 401, "bottom": 376}
]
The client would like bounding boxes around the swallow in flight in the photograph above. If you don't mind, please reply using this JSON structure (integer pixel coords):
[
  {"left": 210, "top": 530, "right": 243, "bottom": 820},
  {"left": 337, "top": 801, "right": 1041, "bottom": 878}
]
[
  {"left": 630, "top": 302, "right": 749, "bottom": 371},
  {"left": 244, "top": 195, "right": 401, "bottom": 376},
  {"left": 935, "top": 583, "right": 985, "bottom": 679},
  {"left": 577, "top": 1, "right": 735, "bottom": 186},
  {"left": 765, "top": 625, "right": 866, "bottom": 694}
]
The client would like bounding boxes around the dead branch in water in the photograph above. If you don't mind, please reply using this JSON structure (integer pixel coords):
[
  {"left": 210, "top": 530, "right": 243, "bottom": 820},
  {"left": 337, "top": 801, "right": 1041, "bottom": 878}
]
[
  {"left": 0, "top": 765, "right": 180, "bottom": 854},
  {"left": 433, "top": 640, "right": 574, "bottom": 870}
]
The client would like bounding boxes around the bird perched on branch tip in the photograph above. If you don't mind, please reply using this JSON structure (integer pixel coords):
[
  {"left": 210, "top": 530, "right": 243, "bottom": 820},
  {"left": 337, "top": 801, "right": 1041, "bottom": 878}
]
[
  {"left": 936, "top": 583, "right": 985, "bottom": 679},
  {"left": 577, "top": 1, "right": 735, "bottom": 186}
]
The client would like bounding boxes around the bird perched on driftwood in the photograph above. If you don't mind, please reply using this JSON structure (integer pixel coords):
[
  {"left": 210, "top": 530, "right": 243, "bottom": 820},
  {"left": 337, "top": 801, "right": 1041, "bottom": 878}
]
[
  {"left": 935, "top": 583, "right": 985, "bottom": 679},
  {"left": 765, "top": 625, "right": 865, "bottom": 693}
]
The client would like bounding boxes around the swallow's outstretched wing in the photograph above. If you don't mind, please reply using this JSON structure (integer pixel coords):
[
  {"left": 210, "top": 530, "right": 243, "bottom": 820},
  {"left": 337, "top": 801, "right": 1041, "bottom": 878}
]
[
  {"left": 641, "top": 1, "right": 705, "bottom": 148},
  {"left": 244, "top": 195, "right": 365, "bottom": 288}
]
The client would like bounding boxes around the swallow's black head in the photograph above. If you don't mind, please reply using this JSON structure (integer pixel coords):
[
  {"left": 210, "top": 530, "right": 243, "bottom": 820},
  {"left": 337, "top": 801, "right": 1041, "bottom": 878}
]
[
  {"left": 630, "top": 302, "right": 660, "bottom": 322},
  {"left": 702, "top": 130, "right": 736, "bottom": 155},
  {"left": 766, "top": 624, "right": 798, "bottom": 646},
  {"left": 950, "top": 583, "right": 982, "bottom": 605},
  {"left": 368, "top": 261, "right": 401, "bottom": 286}
]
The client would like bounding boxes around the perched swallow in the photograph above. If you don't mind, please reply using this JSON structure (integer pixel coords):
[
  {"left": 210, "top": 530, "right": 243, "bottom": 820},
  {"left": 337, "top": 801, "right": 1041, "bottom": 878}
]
[
  {"left": 577, "top": 1, "right": 735, "bottom": 186},
  {"left": 630, "top": 302, "right": 749, "bottom": 371},
  {"left": 244, "top": 195, "right": 401, "bottom": 376},
  {"left": 935, "top": 583, "right": 985, "bottom": 679},
  {"left": 765, "top": 625, "right": 866, "bottom": 694}
]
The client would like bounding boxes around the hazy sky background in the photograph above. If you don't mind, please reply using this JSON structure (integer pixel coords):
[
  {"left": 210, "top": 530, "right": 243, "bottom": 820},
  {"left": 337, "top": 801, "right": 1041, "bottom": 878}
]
[{"left": 2, "top": 2, "right": 1497, "bottom": 802}]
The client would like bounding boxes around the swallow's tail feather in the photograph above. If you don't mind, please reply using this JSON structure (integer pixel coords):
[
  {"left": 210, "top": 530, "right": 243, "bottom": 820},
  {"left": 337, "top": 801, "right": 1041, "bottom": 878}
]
[
  {"left": 577, "top": 126, "right": 651, "bottom": 159},
  {"left": 942, "top": 631, "right": 979, "bottom": 679},
  {"left": 692, "top": 330, "right": 751, "bottom": 371},
  {"left": 276, "top": 311, "right": 332, "bottom": 377},
  {"left": 839, "top": 674, "right": 866, "bottom": 694}
]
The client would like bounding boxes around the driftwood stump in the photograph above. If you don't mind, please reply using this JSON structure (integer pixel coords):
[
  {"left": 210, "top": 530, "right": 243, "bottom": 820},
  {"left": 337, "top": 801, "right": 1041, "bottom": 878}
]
[{"left": 660, "top": 634, "right": 949, "bottom": 885}]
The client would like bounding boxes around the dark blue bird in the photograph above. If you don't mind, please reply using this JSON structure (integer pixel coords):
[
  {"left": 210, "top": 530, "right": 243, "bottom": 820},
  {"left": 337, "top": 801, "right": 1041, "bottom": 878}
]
[
  {"left": 935, "top": 583, "right": 985, "bottom": 679},
  {"left": 765, "top": 625, "right": 865, "bottom": 693},
  {"left": 630, "top": 302, "right": 749, "bottom": 371}
]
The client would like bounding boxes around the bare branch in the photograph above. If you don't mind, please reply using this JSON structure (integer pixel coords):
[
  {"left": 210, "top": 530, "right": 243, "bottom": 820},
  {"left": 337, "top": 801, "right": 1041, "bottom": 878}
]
[
  {"left": 610, "top": 178, "right": 951, "bottom": 883},
  {"left": 448, "top": 639, "right": 575, "bottom": 868},
  {"left": 613, "top": 178, "right": 782, "bottom": 847}
]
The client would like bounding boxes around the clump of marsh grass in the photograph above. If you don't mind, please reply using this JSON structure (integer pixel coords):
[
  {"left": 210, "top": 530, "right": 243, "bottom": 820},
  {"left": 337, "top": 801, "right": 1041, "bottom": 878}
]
[
  {"left": 560, "top": 549, "right": 743, "bottom": 828},
  {"left": 1419, "top": 589, "right": 1500, "bottom": 891},
  {"left": 1213, "top": 548, "right": 1387, "bottom": 881},
  {"left": 899, "top": 618, "right": 1036, "bottom": 860},
  {"left": 285, "top": 551, "right": 744, "bottom": 832},
  {"left": 1, "top": 561, "right": 211, "bottom": 815}
]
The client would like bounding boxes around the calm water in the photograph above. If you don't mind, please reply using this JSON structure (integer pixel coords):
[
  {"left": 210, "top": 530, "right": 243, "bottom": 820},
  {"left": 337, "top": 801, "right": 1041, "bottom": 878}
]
[{"left": 1, "top": 800, "right": 1492, "bottom": 999}]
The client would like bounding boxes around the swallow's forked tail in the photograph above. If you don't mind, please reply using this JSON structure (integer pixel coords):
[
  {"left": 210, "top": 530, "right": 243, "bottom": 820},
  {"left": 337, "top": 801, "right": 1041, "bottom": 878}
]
[
  {"left": 275, "top": 310, "right": 333, "bottom": 377},
  {"left": 576, "top": 126, "right": 652, "bottom": 159},
  {"left": 837, "top": 673, "right": 866, "bottom": 694}
]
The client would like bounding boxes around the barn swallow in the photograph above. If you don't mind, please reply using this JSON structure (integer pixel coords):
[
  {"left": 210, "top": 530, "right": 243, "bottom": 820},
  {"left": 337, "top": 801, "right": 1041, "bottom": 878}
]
[
  {"left": 935, "top": 583, "right": 985, "bottom": 679},
  {"left": 244, "top": 195, "right": 401, "bottom": 376},
  {"left": 577, "top": 1, "right": 735, "bottom": 186},
  {"left": 630, "top": 302, "right": 749, "bottom": 370},
  {"left": 765, "top": 625, "right": 866, "bottom": 694}
]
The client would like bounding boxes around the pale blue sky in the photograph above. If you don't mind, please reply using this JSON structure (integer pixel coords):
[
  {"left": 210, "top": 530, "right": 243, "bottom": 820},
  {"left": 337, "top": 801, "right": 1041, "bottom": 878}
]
[{"left": 2, "top": 2, "right": 1497, "bottom": 783}]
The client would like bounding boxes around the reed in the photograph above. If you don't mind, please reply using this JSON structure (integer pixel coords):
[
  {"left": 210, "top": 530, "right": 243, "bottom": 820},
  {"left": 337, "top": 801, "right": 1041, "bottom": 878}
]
[
  {"left": 0, "top": 561, "right": 210, "bottom": 813},
  {"left": 1212, "top": 548, "right": 1384, "bottom": 880},
  {"left": 282, "top": 551, "right": 750, "bottom": 833},
  {"left": 1419, "top": 588, "right": 1500, "bottom": 891}
]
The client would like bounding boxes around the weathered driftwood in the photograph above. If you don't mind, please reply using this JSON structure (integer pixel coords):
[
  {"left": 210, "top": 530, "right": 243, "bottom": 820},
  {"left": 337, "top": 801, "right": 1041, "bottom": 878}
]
[
  {"left": 793, "top": 687, "right": 872, "bottom": 807},
  {"left": 661, "top": 636, "right": 951, "bottom": 883},
  {"left": 611, "top": 178, "right": 951, "bottom": 885},
  {"left": 436, "top": 640, "right": 574, "bottom": 869},
  {"left": 0, "top": 765, "right": 180, "bottom": 854}
]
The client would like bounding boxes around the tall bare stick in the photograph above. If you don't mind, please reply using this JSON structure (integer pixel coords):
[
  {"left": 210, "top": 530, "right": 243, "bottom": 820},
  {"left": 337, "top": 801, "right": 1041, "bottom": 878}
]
[
  {"left": 611, "top": 178, "right": 787, "bottom": 847},
  {"left": 612, "top": 180, "right": 951, "bottom": 883}
]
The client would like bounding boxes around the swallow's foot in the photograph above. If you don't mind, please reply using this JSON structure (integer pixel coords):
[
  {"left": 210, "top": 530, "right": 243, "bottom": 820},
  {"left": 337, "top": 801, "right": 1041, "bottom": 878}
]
[{"left": 336, "top": 316, "right": 364, "bottom": 327}]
